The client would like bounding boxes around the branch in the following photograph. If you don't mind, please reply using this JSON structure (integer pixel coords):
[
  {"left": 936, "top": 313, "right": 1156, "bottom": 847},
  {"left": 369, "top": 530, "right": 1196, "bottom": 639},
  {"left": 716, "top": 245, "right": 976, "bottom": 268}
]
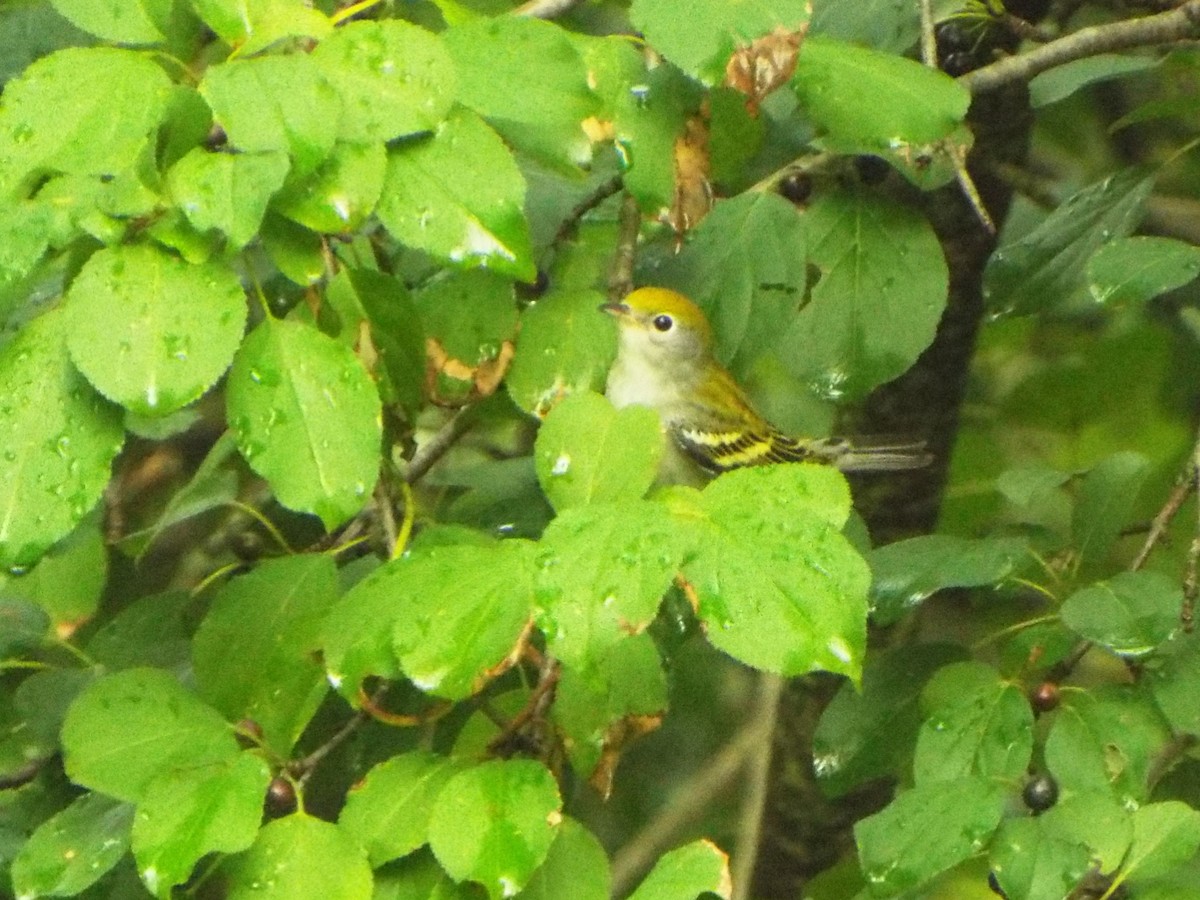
[
  {"left": 402, "top": 406, "right": 476, "bottom": 485},
  {"left": 610, "top": 718, "right": 768, "bottom": 897},
  {"left": 607, "top": 192, "right": 641, "bottom": 303},
  {"left": 961, "top": 1, "right": 1200, "bottom": 95},
  {"left": 731, "top": 674, "right": 784, "bottom": 900}
]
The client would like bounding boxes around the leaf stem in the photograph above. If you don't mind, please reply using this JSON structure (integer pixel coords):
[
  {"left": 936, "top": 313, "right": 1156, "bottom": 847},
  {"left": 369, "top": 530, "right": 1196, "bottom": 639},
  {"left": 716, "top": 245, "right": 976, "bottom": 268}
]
[
  {"left": 330, "top": 0, "right": 384, "bottom": 25},
  {"left": 971, "top": 613, "right": 1061, "bottom": 651}
]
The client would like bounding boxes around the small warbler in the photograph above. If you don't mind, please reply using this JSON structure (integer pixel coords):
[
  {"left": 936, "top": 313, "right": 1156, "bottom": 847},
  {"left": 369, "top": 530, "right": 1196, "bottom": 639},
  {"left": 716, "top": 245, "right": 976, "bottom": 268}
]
[{"left": 601, "top": 287, "right": 929, "bottom": 481}]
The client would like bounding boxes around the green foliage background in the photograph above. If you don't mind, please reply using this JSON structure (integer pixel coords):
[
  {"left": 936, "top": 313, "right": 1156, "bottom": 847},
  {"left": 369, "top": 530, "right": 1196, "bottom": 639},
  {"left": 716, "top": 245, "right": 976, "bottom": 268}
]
[{"left": 3, "top": 0, "right": 1200, "bottom": 898}]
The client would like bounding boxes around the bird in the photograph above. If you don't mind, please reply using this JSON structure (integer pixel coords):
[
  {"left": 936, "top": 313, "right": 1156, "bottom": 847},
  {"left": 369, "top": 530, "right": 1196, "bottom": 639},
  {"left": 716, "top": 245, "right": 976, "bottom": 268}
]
[{"left": 600, "top": 287, "right": 929, "bottom": 482}]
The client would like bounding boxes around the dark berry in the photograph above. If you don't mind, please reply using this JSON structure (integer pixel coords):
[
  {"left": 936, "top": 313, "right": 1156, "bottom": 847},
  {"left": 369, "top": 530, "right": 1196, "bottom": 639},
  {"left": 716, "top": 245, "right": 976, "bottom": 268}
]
[
  {"left": 1022, "top": 773, "right": 1059, "bottom": 813},
  {"left": 265, "top": 776, "right": 298, "bottom": 817},
  {"left": 1030, "top": 682, "right": 1060, "bottom": 713},
  {"left": 935, "top": 22, "right": 972, "bottom": 54},
  {"left": 941, "top": 52, "right": 978, "bottom": 77},
  {"left": 854, "top": 155, "right": 890, "bottom": 186},
  {"left": 777, "top": 172, "right": 812, "bottom": 206}
]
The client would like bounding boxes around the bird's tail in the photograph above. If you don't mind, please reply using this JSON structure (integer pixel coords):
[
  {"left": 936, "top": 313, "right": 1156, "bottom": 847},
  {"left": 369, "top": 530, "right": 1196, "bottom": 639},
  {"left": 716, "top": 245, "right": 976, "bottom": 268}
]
[{"left": 808, "top": 437, "right": 933, "bottom": 472}]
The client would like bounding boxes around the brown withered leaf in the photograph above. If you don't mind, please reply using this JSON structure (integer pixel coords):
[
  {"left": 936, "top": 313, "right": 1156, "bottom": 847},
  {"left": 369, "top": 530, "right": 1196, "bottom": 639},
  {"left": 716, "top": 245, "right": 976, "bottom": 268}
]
[
  {"left": 424, "top": 336, "right": 516, "bottom": 407},
  {"left": 588, "top": 713, "right": 663, "bottom": 799},
  {"left": 725, "top": 25, "right": 808, "bottom": 114},
  {"left": 666, "top": 114, "right": 713, "bottom": 237}
]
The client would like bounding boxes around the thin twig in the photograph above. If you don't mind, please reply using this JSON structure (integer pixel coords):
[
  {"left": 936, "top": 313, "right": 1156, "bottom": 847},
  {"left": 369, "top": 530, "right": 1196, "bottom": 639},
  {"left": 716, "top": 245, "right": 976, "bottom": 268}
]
[
  {"left": 544, "top": 174, "right": 624, "bottom": 262},
  {"left": 1130, "top": 464, "right": 1196, "bottom": 570},
  {"left": 918, "top": 0, "right": 938, "bottom": 68},
  {"left": 403, "top": 407, "right": 476, "bottom": 484},
  {"left": 607, "top": 192, "right": 642, "bottom": 303},
  {"left": 731, "top": 674, "right": 785, "bottom": 900},
  {"left": 373, "top": 478, "right": 398, "bottom": 553},
  {"left": 511, "top": 0, "right": 586, "bottom": 17},
  {"left": 610, "top": 714, "right": 770, "bottom": 897},
  {"left": 961, "top": 0, "right": 1200, "bottom": 95}
]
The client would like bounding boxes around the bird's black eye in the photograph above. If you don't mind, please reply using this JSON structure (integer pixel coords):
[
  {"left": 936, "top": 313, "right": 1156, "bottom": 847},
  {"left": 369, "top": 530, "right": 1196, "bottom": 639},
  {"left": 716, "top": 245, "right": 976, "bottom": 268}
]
[{"left": 652, "top": 314, "right": 674, "bottom": 332}]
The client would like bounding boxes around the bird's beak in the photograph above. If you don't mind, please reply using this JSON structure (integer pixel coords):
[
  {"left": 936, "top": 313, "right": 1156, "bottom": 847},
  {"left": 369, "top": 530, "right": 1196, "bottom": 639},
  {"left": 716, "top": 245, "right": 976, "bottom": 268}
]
[{"left": 598, "top": 302, "right": 630, "bottom": 318}]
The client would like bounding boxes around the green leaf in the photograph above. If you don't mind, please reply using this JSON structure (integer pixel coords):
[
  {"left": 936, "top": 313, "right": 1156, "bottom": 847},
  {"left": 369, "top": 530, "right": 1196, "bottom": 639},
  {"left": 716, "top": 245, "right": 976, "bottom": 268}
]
[
  {"left": 312, "top": 19, "right": 456, "bottom": 144},
  {"left": 86, "top": 591, "right": 194, "bottom": 671},
  {"left": 10, "top": 793, "right": 134, "bottom": 898},
  {"left": 167, "top": 148, "right": 290, "bottom": 248},
  {"left": 812, "top": 643, "right": 970, "bottom": 797},
  {"left": 0, "top": 308, "right": 124, "bottom": 568},
  {"left": 66, "top": 244, "right": 247, "bottom": 416},
  {"left": 427, "top": 759, "right": 562, "bottom": 900},
  {"left": 192, "top": 555, "right": 338, "bottom": 753},
  {"left": 0, "top": 47, "right": 172, "bottom": 196},
  {"left": 191, "top": 0, "right": 331, "bottom": 55},
  {"left": 322, "top": 559, "right": 403, "bottom": 703},
  {"left": 1072, "top": 451, "right": 1150, "bottom": 571},
  {"left": 8, "top": 668, "right": 93, "bottom": 770},
  {"left": 913, "top": 661, "right": 1033, "bottom": 784},
  {"left": 117, "top": 434, "right": 241, "bottom": 559},
  {"left": 371, "top": 850, "right": 483, "bottom": 899},
  {"left": 1148, "top": 633, "right": 1200, "bottom": 736},
  {"left": 984, "top": 168, "right": 1156, "bottom": 316},
  {"left": 224, "top": 814, "right": 372, "bottom": 900},
  {"left": 3, "top": 517, "right": 107, "bottom": 626},
  {"left": 1039, "top": 790, "right": 1133, "bottom": 874},
  {"left": 535, "top": 501, "right": 683, "bottom": 671},
  {"left": 274, "top": 141, "right": 386, "bottom": 234},
  {"left": 387, "top": 541, "right": 535, "bottom": 698},
  {"left": 794, "top": 36, "right": 969, "bottom": 152},
  {"left": 444, "top": 17, "right": 598, "bottom": 171},
  {"left": 854, "top": 777, "right": 1005, "bottom": 895},
  {"left": 200, "top": 54, "right": 340, "bottom": 177},
  {"left": 132, "top": 752, "right": 272, "bottom": 898},
  {"left": 49, "top": 0, "right": 169, "bottom": 43},
  {"left": 582, "top": 38, "right": 699, "bottom": 214},
  {"left": 507, "top": 290, "right": 618, "bottom": 419},
  {"left": 656, "top": 192, "right": 808, "bottom": 379},
  {"left": 324, "top": 267, "right": 425, "bottom": 416},
  {"left": 226, "top": 317, "right": 382, "bottom": 529},
  {"left": 0, "top": 599, "right": 50, "bottom": 656},
  {"left": 1029, "top": 54, "right": 1161, "bottom": 108},
  {"left": 378, "top": 107, "right": 535, "bottom": 280},
  {"left": 1044, "top": 688, "right": 1172, "bottom": 806},
  {"left": 62, "top": 668, "right": 239, "bottom": 803},
  {"left": 533, "top": 392, "right": 662, "bottom": 510},
  {"left": 681, "top": 465, "right": 870, "bottom": 680},
  {"left": 1060, "top": 571, "right": 1181, "bottom": 657},
  {"left": 414, "top": 269, "right": 518, "bottom": 404},
  {"left": 516, "top": 818, "right": 610, "bottom": 900},
  {"left": 1120, "top": 801, "right": 1200, "bottom": 883},
  {"left": 1088, "top": 235, "right": 1200, "bottom": 306},
  {"left": 780, "top": 186, "right": 947, "bottom": 401},
  {"left": 552, "top": 633, "right": 667, "bottom": 778},
  {"left": 625, "top": 839, "right": 731, "bottom": 900},
  {"left": 809, "top": 0, "right": 919, "bottom": 54},
  {"left": 630, "top": 0, "right": 810, "bottom": 84},
  {"left": 989, "top": 817, "right": 1091, "bottom": 900},
  {"left": 261, "top": 212, "right": 326, "bottom": 286},
  {"left": 868, "top": 535, "right": 1028, "bottom": 626},
  {"left": 0, "top": 199, "right": 52, "bottom": 290},
  {"left": 339, "top": 751, "right": 466, "bottom": 867}
]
